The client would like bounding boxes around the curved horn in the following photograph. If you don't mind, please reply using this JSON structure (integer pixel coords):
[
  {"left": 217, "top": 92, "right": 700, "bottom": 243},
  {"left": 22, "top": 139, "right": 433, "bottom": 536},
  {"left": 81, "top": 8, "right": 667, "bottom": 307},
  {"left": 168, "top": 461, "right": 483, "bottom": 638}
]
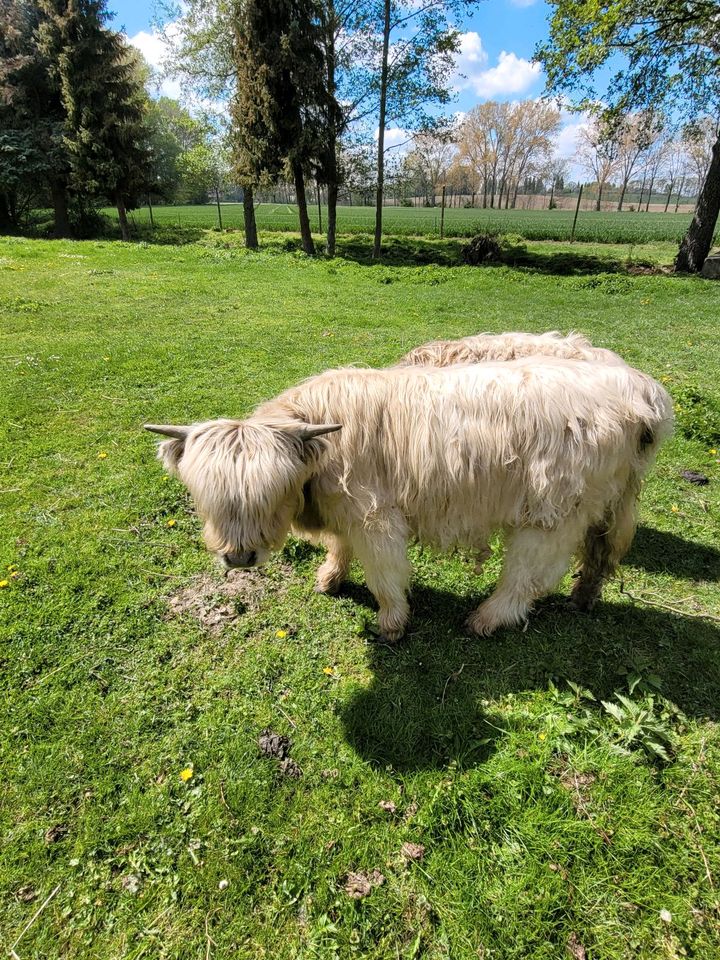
[
  {"left": 144, "top": 424, "right": 191, "bottom": 441},
  {"left": 297, "top": 423, "right": 342, "bottom": 441}
]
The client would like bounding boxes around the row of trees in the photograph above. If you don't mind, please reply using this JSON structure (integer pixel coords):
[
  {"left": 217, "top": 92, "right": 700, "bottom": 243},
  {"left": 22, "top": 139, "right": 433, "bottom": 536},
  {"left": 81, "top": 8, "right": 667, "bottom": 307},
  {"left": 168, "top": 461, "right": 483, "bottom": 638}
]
[
  {"left": 577, "top": 113, "right": 717, "bottom": 213},
  {"left": 167, "top": 0, "right": 483, "bottom": 258},
  {"left": 0, "top": 0, "right": 226, "bottom": 238}
]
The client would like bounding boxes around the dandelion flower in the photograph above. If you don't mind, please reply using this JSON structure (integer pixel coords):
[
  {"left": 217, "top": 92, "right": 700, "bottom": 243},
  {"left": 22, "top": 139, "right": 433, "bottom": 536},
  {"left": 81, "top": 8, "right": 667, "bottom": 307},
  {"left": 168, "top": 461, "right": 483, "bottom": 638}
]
[
  {"left": 98, "top": 451, "right": 108, "bottom": 460},
  {"left": 711, "top": 449, "right": 717, "bottom": 456},
  {"left": 538, "top": 732, "right": 547, "bottom": 741},
  {"left": 275, "top": 629, "right": 288, "bottom": 639},
  {"left": 323, "top": 666, "right": 334, "bottom": 676},
  {"left": 671, "top": 505, "right": 679, "bottom": 513},
  {"left": 0, "top": 580, "right": 9, "bottom": 588},
  {"left": 103, "top": 356, "right": 110, "bottom": 361},
  {"left": 10, "top": 571, "right": 19, "bottom": 579},
  {"left": 167, "top": 519, "right": 177, "bottom": 527},
  {"left": 180, "top": 767, "right": 193, "bottom": 782}
]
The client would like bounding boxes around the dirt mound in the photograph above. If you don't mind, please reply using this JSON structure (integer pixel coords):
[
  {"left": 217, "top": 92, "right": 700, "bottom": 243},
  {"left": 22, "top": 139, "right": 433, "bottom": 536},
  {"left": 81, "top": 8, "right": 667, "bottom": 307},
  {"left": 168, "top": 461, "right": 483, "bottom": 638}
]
[{"left": 166, "top": 567, "right": 287, "bottom": 633}]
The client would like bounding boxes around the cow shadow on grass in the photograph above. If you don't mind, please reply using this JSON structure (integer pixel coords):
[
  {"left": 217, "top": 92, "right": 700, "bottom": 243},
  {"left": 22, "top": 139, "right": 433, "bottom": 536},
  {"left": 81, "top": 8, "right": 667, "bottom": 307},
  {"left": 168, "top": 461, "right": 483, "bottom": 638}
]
[
  {"left": 628, "top": 525, "right": 720, "bottom": 582},
  {"left": 339, "top": 567, "right": 720, "bottom": 772}
]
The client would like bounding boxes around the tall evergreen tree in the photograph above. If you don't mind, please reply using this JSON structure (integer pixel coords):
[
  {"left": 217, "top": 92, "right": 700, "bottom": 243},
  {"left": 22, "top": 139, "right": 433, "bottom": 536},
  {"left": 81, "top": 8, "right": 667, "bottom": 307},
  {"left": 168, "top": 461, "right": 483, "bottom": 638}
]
[
  {"left": 1, "top": 0, "right": 72, "bottom": 235},
  {"left": 231, "top": 0, "right": 334, "bottom": 255},
  {"left": 40, "top": 0, "right": 152, "bottom": 240}
]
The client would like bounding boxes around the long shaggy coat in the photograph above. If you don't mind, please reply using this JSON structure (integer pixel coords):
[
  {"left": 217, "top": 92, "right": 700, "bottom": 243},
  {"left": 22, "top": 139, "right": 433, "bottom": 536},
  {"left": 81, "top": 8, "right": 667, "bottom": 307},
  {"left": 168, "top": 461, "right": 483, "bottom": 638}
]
[
  {"left": 147, "top": 359, "right": 672, "bottom": 639},
  {"left": 398, "top": 330, "right": 626, "bottom": 367}
]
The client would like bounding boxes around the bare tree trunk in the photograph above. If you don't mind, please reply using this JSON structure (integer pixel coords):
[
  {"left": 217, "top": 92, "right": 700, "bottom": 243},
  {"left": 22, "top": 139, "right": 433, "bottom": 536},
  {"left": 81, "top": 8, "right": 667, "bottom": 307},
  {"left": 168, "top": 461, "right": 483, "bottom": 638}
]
[
  {"left": 617, "top": 180, "right": 628, "bottom": 211},
  {"left": 293, "top": 162, "right": 315, "bottom": 256},
  {"left": 372, "top": 0, "right": 391, "bottom": 260},
  {"left": 645, "top": 177, "right": 655, "bottom": 212},
  {"left": 548, "top": 180, "right": 555, "bottom": 209},
  {"left": 0, "top": 192, "right": 14, "bottom": 231},
  {"left": 325, "top": 2, "right": 339, "bottom": 258},
  {"left": 663, "top": 181, "right": 674, "bottom": 213},
  {"left": 116, "top": 194, "right": 130, "bottom": 242},
  {"left": 637, "top": 171, "right": 647, "bottom": 210},
  {"left": 243, "top": 185, "right": 258, "bottom": 249},
  {"left": 674, "top": 176, "right": 685, "bottom": 213},
  {"left": 595, "top": 183, "right": 603, "bottom": 212},
  {"left": 215, "top": 185, "right": 223, "bottom": 229},
  {"left": 676, "top": 130, "right": 720, "bottom": 273},
  {"left": 50, "top": 180, "right": 72, "bottom": 238}
]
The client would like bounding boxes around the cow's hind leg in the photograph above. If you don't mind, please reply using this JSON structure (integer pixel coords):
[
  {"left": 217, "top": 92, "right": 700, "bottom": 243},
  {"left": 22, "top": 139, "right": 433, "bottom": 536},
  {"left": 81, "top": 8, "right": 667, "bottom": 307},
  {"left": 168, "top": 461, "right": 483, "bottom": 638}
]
[
  {"left": 315, "top": 534, "right": 353, "bottom": 595},
  {"left": 352, "top": 528, "right": 411, "bottom": 642},
  {"left": 467, "top": 519, "right": 584, "bottom": 637},
  {"left": 571, "top": 481, "right": 639, "bottom": 611}
]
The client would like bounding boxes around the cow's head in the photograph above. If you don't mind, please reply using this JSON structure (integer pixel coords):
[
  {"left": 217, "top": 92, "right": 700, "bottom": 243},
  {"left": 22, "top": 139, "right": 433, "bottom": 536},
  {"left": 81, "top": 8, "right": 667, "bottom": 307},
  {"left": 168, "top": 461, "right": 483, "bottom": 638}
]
[{"left": 145, "top": 419, "right": 341, "bottom": 568}]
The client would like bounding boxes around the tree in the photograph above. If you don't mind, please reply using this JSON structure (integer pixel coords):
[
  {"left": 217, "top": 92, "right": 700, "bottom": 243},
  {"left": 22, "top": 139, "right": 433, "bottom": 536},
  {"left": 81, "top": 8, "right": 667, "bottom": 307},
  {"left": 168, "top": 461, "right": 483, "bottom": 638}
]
[
  {"left": 405, "top": 128, "right": 456, "bottom": 205},
  {"left": 229, "top": 0, "right": 334, "bottom": 256},
  {"left": 370, "top": 0, "right": 481, "bottom": 258},
  {"left": 1, "top": 0, "right": 73, "bottom": 235},
  {"left": 613, "top": 112, "right": 661, "bottom": 211},
  {"left": 40, "top": 0, "right": 153, "bottom": 241},
  {"left": 536, "top": 0, "right": 720, "bottom": 270},
  {"left": 576, "top": 115, "right": 620, "bottom": 210}
]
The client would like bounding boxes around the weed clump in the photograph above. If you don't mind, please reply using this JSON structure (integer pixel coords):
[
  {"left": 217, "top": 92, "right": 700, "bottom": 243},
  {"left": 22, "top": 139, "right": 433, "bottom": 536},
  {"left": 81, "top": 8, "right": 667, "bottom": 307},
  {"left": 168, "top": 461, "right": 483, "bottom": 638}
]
[{"left": 462, "top": 233, "right": 502, "bottom": 265}]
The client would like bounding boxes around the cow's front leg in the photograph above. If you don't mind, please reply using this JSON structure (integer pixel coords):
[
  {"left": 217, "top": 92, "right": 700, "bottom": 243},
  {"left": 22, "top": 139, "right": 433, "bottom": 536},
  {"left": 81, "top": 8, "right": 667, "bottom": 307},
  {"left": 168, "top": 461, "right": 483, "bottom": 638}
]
[
  {"left": 315, "top": 533, "right": 353, "bottom": 595},
  {"left": 352, "top": 526, "right": 411, "bottom": 642}
]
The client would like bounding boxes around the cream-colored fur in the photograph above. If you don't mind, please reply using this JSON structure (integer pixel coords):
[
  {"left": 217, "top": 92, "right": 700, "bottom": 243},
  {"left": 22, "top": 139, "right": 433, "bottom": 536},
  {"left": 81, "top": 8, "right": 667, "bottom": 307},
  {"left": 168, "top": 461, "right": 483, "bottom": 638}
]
[
  {"left": 150, "top": 359, "right": 672, "bottom": 640},
  {"left": 398, "top": 330, "right": 626, "bottom": 367}
]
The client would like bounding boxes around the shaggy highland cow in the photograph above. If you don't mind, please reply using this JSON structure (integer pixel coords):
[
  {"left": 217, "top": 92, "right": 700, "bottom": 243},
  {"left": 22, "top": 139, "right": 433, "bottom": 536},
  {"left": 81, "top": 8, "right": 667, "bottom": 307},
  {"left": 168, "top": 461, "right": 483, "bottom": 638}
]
[
  {"left": 146, "top": 359, "right": 671, "bottom": 640},
  {"left": 398, "top": 330, "right": 626, "bottom": 367}
]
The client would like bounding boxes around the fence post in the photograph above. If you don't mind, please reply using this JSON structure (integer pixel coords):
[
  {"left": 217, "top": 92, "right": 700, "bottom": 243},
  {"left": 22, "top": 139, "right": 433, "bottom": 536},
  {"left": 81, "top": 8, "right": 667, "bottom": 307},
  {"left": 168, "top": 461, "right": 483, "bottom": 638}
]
[
  {"left": 440, "top": 184, "right": 446, "bottom": 239},
  {"left": 570, "top": 184, "right": 583, "bottom": 242},
  {"left": 215, "top": 185, "right": 223, "bottom": 230}
]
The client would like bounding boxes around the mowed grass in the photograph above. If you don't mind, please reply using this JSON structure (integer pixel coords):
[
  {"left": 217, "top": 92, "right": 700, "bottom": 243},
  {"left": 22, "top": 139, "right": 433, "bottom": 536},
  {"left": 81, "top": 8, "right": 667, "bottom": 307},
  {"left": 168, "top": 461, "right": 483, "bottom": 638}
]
[
  {"left": 1, "top": 231, "right": 719, "bottom": 959},
  {"left": 112, "top": 201, "right": 718, "bottom": 245}
]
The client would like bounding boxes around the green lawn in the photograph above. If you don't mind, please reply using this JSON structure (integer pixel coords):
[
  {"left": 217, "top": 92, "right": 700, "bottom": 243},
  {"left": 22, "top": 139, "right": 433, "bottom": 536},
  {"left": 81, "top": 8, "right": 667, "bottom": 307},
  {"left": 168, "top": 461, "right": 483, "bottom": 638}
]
[
  {"left": 108, "top": 201, "right": 717, "bottom": 245},
  {"left": 2, "top": 231, "right": 719, "bottom": 959}
]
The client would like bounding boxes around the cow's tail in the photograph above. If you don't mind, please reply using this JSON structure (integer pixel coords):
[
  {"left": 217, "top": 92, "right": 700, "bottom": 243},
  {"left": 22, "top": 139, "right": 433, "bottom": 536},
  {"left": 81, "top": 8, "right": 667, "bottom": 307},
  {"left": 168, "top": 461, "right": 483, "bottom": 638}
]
[{"left": 571, "top": 373, "right": 673, "bottom": 611}]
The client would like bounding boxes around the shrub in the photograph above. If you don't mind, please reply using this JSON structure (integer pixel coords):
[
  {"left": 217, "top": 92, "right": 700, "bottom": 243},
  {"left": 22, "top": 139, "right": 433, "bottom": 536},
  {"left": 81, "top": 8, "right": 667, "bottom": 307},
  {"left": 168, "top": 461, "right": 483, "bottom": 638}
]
[{"left": 461, "top": 232, "right": 502, "bottom": 265}]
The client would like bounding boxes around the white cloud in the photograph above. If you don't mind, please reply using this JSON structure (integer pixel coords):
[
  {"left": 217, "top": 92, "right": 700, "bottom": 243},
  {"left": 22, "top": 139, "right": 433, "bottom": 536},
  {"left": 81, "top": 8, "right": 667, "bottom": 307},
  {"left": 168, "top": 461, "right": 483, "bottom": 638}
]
[
  {"left": 374, "top": 126, "right": 412, "bottom": 152},
  {"left": 126, "top": 28, "right": 183, "bottom": 101},
  {"left": 509, "top": 0, "right": 538, "bottom": 7},
  {"left": 467, "top": 51, "right": 542, "bottom": 98},
  {"left": 453, "top": 34, "right": 541, "bottom": 99}
]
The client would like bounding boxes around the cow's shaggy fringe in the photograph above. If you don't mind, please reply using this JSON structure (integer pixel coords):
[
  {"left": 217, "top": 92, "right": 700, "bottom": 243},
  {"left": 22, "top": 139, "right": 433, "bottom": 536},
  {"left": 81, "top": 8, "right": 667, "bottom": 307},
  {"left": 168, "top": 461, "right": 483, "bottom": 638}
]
[
  {"left": 398, "top": 330, "right": 626, "bottom": 367},
  {"left": 151, "top": 359, "right": 672, "bottom": 639}
]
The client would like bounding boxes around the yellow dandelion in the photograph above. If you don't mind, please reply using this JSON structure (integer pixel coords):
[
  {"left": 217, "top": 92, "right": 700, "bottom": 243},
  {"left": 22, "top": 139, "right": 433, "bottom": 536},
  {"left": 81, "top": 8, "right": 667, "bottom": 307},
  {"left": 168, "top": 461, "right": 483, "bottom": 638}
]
[
  {"left": 538, "top": 732, "right": 547, "bottom": 741},
  {"left": 166, "top": 519, "right": 177, "bottom": 527},
  {"left": 10, "top": 571, "right": 19, "bottom": 579},
  {"left": 7, "top": 564, "right": 17, "bottom": 572},
  {"left": 103, "top": 356, "right": 110, "bottom": 361},
  {"left": 711, "top": 449, "right": 717, "bottom": 456},
  {"left": 323, "top": 666, "right": 334, "bottom": 675},
  {"left": 0, "top": 579, "right": 9, "bottom": 588},
  {"left": 671, "top": 505, "right": 679, "bottom": 513},
  {"left": 180, "top": 767, "right": 193, "bottom": 782},
  {"left": 275, "top": 629, "right": 288, "bottom": 639},
  {"left": 98, "top": 451, "right": 108, "bottom": 460}
]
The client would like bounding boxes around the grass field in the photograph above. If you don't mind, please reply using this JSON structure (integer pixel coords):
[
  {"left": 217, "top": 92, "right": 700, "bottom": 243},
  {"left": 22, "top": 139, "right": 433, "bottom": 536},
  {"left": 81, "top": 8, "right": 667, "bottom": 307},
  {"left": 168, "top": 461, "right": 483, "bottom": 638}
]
[
  {"left": 2, "top": 230, "right": 719, "bottom": 959},
  {"left": 112, "top": 202, "right": 719, "bottom": 246}
]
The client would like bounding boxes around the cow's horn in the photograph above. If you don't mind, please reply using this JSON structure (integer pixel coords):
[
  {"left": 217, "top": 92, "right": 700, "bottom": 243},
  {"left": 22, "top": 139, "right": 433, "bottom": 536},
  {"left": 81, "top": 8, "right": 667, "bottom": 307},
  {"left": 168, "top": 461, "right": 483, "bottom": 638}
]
[
  {"left": 297, "top": 423, "right": 342, "bottom": 440},
  {"left": 144, "top": 424, "right": 191, "bottom": 440}
]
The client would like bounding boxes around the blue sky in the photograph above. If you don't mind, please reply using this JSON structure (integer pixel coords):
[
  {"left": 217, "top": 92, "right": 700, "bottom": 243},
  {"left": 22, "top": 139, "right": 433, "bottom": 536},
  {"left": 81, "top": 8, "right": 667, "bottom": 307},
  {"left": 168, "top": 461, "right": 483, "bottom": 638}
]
[{"left": 109, "top": 0, "right": 588, "bottom": 167}]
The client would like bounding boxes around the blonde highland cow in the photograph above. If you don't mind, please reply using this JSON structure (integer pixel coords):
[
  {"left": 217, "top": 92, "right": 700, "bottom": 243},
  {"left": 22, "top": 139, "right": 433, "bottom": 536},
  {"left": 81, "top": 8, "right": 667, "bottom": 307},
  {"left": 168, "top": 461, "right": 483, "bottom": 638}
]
[
  {"left": 146, "top": 359, "right": 672, "bottom": 640},
  {"left": 398, "top": 329, "right": 626, "bottom": 367}
]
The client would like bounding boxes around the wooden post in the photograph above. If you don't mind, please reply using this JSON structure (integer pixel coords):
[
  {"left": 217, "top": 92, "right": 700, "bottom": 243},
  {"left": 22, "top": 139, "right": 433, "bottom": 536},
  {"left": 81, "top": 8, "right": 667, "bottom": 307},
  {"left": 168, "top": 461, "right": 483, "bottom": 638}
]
[
  {"left": 215, "top": 185, "right": 223, "bottom": 230},
  {"left": 440, "top": 184, "right": 446, "bottom": 239},
  {"left": 570, "top": 184, "right": 583, "bottom": 242}
]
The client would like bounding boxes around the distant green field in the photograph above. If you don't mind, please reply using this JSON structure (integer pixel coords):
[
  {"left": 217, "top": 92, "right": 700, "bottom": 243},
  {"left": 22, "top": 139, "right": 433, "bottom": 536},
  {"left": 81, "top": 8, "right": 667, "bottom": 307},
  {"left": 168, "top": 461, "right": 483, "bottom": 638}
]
[{"left": 116, "top": 202, "right": 712, "bottom": 246}]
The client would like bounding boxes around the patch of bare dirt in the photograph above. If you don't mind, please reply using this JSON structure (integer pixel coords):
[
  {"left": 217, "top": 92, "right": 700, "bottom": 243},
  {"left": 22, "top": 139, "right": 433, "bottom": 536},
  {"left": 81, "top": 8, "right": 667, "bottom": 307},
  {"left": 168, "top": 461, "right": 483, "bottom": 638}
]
[
  {"left": 166, "top": 567, "right": 288, "bottom": 633},
  {"left": 343, "top": 870, "right": 385, "bottom": 899}
]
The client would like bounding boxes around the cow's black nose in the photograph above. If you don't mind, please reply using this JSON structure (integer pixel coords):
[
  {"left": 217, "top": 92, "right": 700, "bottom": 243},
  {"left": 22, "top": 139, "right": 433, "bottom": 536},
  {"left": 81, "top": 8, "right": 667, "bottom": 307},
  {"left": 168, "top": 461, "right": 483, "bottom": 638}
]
[{"left": 222, "top": 550, "right": 257, "bottom": 568}]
